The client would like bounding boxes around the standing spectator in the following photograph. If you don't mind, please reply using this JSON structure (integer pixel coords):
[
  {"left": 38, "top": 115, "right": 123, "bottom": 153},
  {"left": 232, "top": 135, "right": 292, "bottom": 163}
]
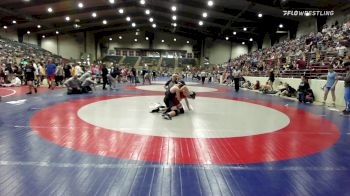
[
  {"left": 268, "top": 69, "right": 275, "bottom": 89},
  {"left": 75, "top": 64, "right": 84, "bottom": 77},
  {"left": 200, "top": 70, "right": 206, "bottom": 85},
  {"left": 322, "top": 65, "right": 338, "bottom": 106},
  {"left": 63, "top": 64, "right": 72, "bottom": 80},
  {"left": 55, "top": 64, "right": 64, "bottom": 86},
  {"left": 130, "top": 67, "right": 137, "bottom": 85},
  {"left": 233, "top": 66, "right": 241, "bottom": 92},
  {"left": 24, "top": 62, "right": 37, "bottom": 94},
  {"left": 45, "top": 60, "right": 56, "bottom": 90},
  {"left": 101, "top": 64, "right": 108, "bottom": 90},
  {"left": 342, "top": 62, "right": 350, "bottom": 115}
]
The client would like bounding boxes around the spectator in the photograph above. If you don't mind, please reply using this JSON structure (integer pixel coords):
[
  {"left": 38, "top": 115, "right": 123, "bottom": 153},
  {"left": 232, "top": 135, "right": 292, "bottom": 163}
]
[
  {"left": 322, "top": 65, "right": 338, "bottom": 106},
  {"left": 45, "top": 60, "right": 56, "bottom": 90},
  {"left": 297, "top": 76, "right": 312, "bottom": 103},
  {"left": 64, "top": 75, "right": 81, "bottom": 95},
  {"left": 101, "top": 64, "right": 108, "bottom": 90},
  {"left": 1, "top": 76, "right": 21, "bottom": 87},
  {"left": 342, "top": 62, "right": 350, "bottom": 115}
]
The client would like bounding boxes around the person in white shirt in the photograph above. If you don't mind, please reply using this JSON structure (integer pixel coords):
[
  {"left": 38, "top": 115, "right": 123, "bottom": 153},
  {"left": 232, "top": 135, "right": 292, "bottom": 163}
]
[
  {"left": 200, "top": 71, "right": 206, "bottom": 85},
  {"left": 1, "top": 76, "right": 21, "bottom": 87},
  {"left": 233, "top": 66, "right": 241, "bottom": 92}
]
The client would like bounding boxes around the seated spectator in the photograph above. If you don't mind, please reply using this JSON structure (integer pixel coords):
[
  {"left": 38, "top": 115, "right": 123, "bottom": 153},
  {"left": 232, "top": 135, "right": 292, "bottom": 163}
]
[
  {"left": 280, "top": 83, "right": 297, "bottom": 97},
  {"left": 297, "top": 76, "right": 313, "bottom": 103},
  {"left": 1, "top": 76, "right": 21, "bottom": 87},
  {"left": 253, "top": 80, "right": 261, "bottom": 90},
  {"left": 81, "top": 76, "right": 96, "bottom": 93},
  {"left": 261, "top": 82, "right": 273, "bottom": 93},
  {"left": 64, "top": 75, "right": 81, "bottom": 95},
  {"left": 242, "top": 81, "right": 252, "bottom": 89}
]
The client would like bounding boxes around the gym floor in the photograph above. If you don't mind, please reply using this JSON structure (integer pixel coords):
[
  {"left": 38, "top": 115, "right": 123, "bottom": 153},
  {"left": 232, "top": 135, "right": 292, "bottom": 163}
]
[{"left": 0, "top": 79, "right": 349, "bottom": 195}]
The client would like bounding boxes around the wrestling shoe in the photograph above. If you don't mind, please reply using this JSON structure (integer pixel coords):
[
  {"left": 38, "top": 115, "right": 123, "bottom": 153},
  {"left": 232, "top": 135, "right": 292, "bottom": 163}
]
[
  {"left": 162, "top": 113, "right": 172, "bottom": 120},
  {"left": 150, "top": 107, "right": 160, "bottom": 113},
  {"left": 342, "top": 110, "right": 350, "bottom": 116}
]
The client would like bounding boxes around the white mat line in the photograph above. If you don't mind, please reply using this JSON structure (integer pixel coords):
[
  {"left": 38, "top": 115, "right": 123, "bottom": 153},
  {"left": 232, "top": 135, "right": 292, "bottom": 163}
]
[
  {"left": 0, "top": 88, "right": 16, "bottom": 97},
  {"left": 0, "top": 161, "right": 349, "bottom": 171}
]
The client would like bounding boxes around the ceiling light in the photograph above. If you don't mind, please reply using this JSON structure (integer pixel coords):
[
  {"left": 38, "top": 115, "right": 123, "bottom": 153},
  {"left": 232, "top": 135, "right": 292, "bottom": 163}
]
[
  {"left": 140, "top": 0, "right": 145, "bottom": 5},
  {"left": 109, "top": 37, "right": 113, "bottom": 41},
  {"left": 258, "top": 13, "right": 263, "bottom": 18},
  {"left": 199, "top": 21, "right": 204, "bottom": 26},
  {"left": 56, "top": 31, "right": 59, "bottom": 34},
  {"left": 65, "top": 16, "right": 70, "bottom": 21},
  {"left": 161, "top": 40, "right": 165, "bottom": 42},
  {"left": 136, "top": 32, "right": 139, "bottom": 35},
  {"left": 27, "top": 31, "right": 30, "bottom": 34},
  {"left": 134, "top": 38, "right": 138, "bottom": 42},
  {"left": 171, "top": 6, "right": 177, "bottom": 11},
  {"left": 102, "top": 20, "right": 107, "bottom": 25},
  {"left": 149, "top": 17, "right": 154, "bottom": 22},
  {"left": 3, "top": 26, "right": 7, "bottom": 29},
  {"left": 132, "top": 22, "right": 136, "bottom": 27},
  {"left": 146, "top": 37, "right": 149, "bottom": 40},
  {"left": 202, "top": 12, "right": 208, "bottom": 18},
  {"left": 208, "top": 1, "right": 214, "bottom": 7},
  {"left": 126, "top": 16, "right": 131, "bottom": 21},
  {"left": 78, "top": 2, "right": 84, "bottom": 8},
  {"left": 42, "top": 35, "right": 45, "bottom": 38},
  {"left": 109, "top": 0, "right": 115, "bottom": 4},
  {"left": 92, "top": 12, "right": 97, "bottom": 18},
  {"left": 187, "top": 41, "right": 190, "bottom": 44},
  {"left": 172, "top": 15, "right": 177, "bottom": 20},
  {"left": 279, "top": 24, "right": 283, "bottom": 28},
  {"left": 152, "top": 23, "right": 157, "bottom": 28},
  {"left": 173, "top": 38, "right": 176, "bottom": 42},
  {"left": 145, "top": 9, "right": 150, "bottom": 15},
  {"left": 118, "top": 9, "right": 124, "bottom": 14},
  {"left": 172, "top": 23, "right": 177, "bottom": 27},
  {"left": 37, "top": 25, "right": 41, "bottom": 28},
  {"left": 225, "top": 37, "right": 229, "bottom": 40},
  {"left": 12, "top": 20, "right": 16, "bottom": 24},
  {"left": 47, "top": 7, "right": 53, "bottom": 13},
  {"left": 243, "top": 27, "right": 247, "bottom": 31},
  {"left": 233, "top": 31, "right": 236, "bottom": 35},
  {"left": 249, "top": 38, "right": 253, "bottom": 41},
  {"left": 242, "top": 42, "right": 245, "bottom": 45},
  {"left": 119, "top": 36, "right": 122, "bottom": 39}
]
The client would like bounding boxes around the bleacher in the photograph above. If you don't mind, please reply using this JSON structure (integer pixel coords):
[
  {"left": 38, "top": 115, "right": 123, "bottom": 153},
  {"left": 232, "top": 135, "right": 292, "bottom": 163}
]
[
  {"left": 162, "top": 58, "right": 175, "bottom": 68},
  {"left": 141, "top": 57, "right": 160, "bottom": 66},
  {"left": 123, "top": 56, "right": 139, "bottom": 66},
  {"left": 178, "top": 58, "right": 196, "bottom": 66},
  {"left": 102, "top": 55, "right": 122, "bottom": 63}
]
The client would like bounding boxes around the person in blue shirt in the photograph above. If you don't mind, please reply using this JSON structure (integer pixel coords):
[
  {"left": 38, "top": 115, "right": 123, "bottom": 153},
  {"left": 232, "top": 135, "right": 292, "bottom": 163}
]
[
  {"left": 45, "top": 60, "right": 57, "bottom": 90},
  {"left": 342, "top": 62, "right": 350, "bottom": 115},
  {"left": 322, "top": 65, "right": 338, "bottom": 106}
]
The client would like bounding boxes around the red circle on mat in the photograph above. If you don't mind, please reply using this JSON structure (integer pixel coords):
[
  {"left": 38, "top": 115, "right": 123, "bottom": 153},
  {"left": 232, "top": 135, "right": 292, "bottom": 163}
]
[
  {"left": 0, "top": 88, "right": 16, "bottom": 97},
  {"left": 30, "top": 95, "right": 340, "bottom": 164}
]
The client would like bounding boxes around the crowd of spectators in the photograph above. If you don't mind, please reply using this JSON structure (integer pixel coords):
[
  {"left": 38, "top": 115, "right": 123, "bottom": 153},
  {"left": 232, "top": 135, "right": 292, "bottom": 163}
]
[{"left": 227, "top": 20, "right": 350, "bottom": 78}]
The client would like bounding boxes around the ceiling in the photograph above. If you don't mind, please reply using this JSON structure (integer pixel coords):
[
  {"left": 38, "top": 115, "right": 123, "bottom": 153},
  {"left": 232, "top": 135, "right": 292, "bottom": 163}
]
[{"left": 0, "top": 0, "right": 346, "bottom": 42}]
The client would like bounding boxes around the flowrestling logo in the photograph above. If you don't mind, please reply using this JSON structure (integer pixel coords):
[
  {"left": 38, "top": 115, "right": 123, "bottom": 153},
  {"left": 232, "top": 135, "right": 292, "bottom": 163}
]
[{"left": 283, "top": 10, "right": 334, "bottom": 16}]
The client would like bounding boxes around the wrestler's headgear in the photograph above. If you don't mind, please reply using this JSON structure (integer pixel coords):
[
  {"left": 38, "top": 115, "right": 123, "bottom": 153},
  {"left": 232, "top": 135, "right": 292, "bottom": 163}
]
[
  {"left": 189, "top": 91, "right": 196, "bottom": 99},
  {"left": 179, "top": 80, "right": 186, "bottom": 87}
]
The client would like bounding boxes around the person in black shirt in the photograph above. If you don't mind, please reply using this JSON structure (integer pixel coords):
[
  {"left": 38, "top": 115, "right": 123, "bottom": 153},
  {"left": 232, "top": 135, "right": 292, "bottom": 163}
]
[
  {"left": 268, "top": 69, "right": 275, "bottom": 89},
  {"left": 101, "top": 64, "right": 108, "bottom": 90},
  {"left": 24, "top": 63, "right": 37, "bottom": 94},
  {"left": 63, "top": 64, "right": 72, "bottom": 79},
  {"left": 298, "top": 76, "right": 312, "bottom": 103}
]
